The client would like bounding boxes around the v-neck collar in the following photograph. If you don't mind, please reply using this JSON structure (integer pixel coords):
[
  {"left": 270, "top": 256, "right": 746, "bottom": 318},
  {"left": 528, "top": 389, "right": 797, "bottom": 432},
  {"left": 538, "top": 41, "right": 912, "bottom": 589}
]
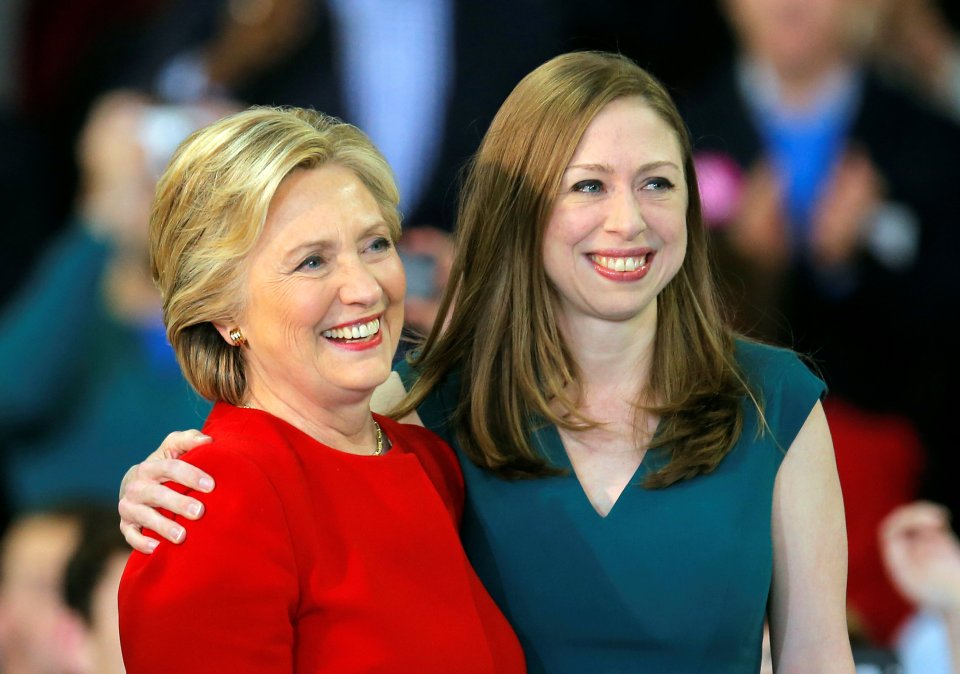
[{"left": 532, "top": 423, "right": 663, "bottom": 520}]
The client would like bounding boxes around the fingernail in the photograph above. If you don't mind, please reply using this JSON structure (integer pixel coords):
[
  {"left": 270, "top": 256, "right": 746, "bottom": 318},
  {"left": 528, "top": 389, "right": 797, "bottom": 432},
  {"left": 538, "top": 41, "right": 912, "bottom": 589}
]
[
  {"left": 194, "top": 432, "right": 212, "bottom": 441},
  {"left": 171, "top": 526, "right": 185, "bottom": 543},
  {"left": 199, "top": 477, "right": 214, "bottom": 492},
  {"left": 146, "top": 539, "right": 159, "bottom": 552},
  {"left": 187, "top": 502, "right": 203, "bottom": 518}
]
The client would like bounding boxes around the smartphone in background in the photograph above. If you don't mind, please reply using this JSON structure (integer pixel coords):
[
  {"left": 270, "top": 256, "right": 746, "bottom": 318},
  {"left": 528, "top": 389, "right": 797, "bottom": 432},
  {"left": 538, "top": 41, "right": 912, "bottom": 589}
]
[{"left": 399, "top": 250, "right": 437, "bottom": 299}]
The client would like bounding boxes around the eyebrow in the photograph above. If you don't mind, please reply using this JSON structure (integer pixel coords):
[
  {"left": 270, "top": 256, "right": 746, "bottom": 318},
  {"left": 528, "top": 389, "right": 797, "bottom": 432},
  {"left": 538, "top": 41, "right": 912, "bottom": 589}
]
[
  {"left": 286, "top": 239, "right": 335, "bottom": 258},
  {"left": 564, "top": 160, "right": 681, "bottom": 174},
  {"left": 283, "top": 221, "right": 390, "bottom": 260}
]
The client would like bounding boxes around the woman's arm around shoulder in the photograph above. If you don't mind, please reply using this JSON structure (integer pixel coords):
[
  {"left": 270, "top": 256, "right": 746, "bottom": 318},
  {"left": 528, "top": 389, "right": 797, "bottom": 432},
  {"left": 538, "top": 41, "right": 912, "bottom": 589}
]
[
  {"left": 118, "top": 430, "right": 214, "bottom": 552},
  {"left": 119, "top": 444, "right": 299, "bottom": 673},
  {"left": 769, "top": 400, "right": 855, "bottom": 673},
  {"left": 118, "top": 373, "right": 420, "bottom": 554}
]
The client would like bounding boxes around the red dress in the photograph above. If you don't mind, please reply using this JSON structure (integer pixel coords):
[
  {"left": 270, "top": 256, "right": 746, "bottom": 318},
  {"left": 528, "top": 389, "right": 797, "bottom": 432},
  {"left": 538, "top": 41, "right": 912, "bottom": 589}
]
[{"left": 119, "top": 402, "right": 525, "bottom": 673}]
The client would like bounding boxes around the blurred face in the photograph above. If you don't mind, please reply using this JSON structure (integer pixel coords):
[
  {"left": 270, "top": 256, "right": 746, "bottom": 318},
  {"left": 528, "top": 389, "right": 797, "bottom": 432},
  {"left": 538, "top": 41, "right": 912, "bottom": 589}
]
[
  {"left": 543, "top": 97, "right": 688, "bottom": 329},
  {"left": 0, "top": 516, "right": 84, "bottom": 674},
  {"left": 233, "top": 165, "right": 405, "bottom": 408},
  {"left": 726, "top": 0, "right": 852, "bottom": 74}
]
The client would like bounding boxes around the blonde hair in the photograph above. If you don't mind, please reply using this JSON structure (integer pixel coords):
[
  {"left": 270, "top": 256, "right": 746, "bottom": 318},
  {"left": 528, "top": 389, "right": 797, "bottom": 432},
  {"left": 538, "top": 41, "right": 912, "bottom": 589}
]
[
  {"left": 395, "top": 52, "right": 751, "bottom": 487},
  {"left": 151, "top": 106, "right": 400, "bottom": 404}
]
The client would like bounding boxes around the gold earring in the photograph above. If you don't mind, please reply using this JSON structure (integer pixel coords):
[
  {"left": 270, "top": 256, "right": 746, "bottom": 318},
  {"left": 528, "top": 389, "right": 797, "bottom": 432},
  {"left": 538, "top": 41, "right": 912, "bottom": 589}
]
[{"left": 229, "top": 328, "right": 246, "bottom": 346}]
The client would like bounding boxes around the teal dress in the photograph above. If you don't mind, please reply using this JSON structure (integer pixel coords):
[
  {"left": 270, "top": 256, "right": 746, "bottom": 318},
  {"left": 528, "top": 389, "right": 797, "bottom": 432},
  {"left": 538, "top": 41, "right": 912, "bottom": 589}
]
[{"left": 397, "top": 339, "right": 825, "bottom": 673}]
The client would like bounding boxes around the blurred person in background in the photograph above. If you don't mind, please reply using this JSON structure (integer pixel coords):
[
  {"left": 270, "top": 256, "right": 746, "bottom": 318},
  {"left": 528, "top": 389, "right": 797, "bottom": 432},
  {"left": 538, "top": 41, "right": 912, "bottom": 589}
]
[
  {"left": 0, "top": 506, "right": 88, "bottom": 674},
  {"left": 0, "top": 0, "right": 30, "bottom": 533},
  {"left": 2, "top": 0, "right": 737, "bottom": 334},
  {"left": 880, "top": 501, "right": 960, "bottom": 674},
  {"left": 682, "top": 0, "right": 960, "bottom": 646},
  {"left": 3, "top": 0, "right": 177, "bottom": 306},
  {"left": 866, "top": 0, "right": 960, "bottom": 121},
  {"left": 0, "top": 92, "right": 221, "bottom": 513},
  {"left": 115, "top": 0, "right": 567, "bottom": 334},
  {"left": 63, "top": 507, "right": 129, "bottom": 674}
]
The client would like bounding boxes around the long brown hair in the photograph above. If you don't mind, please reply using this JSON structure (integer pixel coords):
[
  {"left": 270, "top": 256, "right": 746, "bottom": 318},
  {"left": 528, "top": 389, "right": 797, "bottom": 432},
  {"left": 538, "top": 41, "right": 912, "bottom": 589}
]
[{"left": 394, "top": 52, "right": 752, "bottom": 487}]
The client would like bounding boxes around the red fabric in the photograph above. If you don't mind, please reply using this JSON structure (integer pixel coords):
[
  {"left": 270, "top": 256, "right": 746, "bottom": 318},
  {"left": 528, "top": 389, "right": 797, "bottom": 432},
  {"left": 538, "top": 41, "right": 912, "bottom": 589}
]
[
  {"left": 826, "top": 397, "right": 924, "bottom": 646},
  {"left": 119, "top": 403, "right": 525, "bottom": 673}
]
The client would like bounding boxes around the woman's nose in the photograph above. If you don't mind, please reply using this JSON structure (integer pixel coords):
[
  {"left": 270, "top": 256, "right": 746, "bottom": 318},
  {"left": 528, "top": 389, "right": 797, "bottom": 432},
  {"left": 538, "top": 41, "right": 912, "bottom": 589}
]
[
  {"left": 604, "top": 188, "right": 647, "bottom": 239},
  {"left": 337, "top": 260, "right": 383, "bottom": 306}
]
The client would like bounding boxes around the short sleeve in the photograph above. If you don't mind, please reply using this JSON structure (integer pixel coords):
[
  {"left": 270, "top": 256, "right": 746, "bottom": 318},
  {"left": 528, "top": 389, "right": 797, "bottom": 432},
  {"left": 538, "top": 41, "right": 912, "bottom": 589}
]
[
  {"left": 119, "top": 446, "right": 299, "bottom": 673},
  {"left": 735, "top": 339, "right": 827, "bottom": 454}
]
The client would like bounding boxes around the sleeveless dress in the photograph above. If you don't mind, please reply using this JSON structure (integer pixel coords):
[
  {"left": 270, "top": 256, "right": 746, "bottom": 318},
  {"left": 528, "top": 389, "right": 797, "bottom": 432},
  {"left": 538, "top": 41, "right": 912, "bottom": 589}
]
[{"left": 396, "top": 339, "right": 825, "bottom": 673}]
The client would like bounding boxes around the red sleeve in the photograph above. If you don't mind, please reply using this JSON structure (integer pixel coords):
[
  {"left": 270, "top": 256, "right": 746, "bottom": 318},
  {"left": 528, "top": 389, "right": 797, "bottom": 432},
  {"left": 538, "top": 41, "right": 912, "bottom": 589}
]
[{"left": 119, "top": 445, "right": 299, "bottom": 673}]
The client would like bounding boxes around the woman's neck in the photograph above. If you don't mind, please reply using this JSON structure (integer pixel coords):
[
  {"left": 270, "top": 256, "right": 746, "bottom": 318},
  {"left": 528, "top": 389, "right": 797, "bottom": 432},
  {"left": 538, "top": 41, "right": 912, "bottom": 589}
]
[
  {"left": 558, "top": 302, "right": 657, "bottom": 408},
  {"left": 244, "top": 378, "right": 379, "bottom": 455}
]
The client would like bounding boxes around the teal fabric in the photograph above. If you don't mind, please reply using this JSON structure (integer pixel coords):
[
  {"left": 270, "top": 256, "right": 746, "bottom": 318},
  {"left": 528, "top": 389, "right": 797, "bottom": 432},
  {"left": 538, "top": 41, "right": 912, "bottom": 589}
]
[
  {"left": 396, "top": 339, "right": 825, "bottom": 673},
  {"left": 0, "top": 223, "right": 210, "bottom": 511}
]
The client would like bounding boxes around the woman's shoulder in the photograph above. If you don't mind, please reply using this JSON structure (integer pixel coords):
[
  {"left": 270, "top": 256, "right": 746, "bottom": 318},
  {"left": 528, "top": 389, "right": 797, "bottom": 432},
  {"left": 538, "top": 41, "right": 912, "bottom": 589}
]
[
  {"left": 733, "top": 338, "right": 826, "bottom": 453},
  {"left": 120, "top": 410, "right": 301, "bottom": 669},
  {"left": 734, "top": 338, "right": 824, "bottom": 393},
  {"left": 733, "top": 337, "right": 799, "bottom": 369},
  {"left": 182, "top": 403, "right": 303, "bottom": 496}
]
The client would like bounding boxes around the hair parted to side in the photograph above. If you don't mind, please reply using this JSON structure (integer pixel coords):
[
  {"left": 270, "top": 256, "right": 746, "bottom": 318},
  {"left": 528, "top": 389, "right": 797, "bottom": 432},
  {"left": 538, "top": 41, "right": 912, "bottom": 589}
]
[
  {"left": 393, "top": 51, "right": 754, "bottom": 487},
  {"left": 151, "top": 106, "right": 400, "bottom": 405}
]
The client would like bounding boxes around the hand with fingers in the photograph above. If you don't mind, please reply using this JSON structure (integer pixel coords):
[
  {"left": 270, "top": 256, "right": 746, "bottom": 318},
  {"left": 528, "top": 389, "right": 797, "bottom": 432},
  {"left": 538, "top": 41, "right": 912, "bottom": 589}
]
[
  {"left": 810, "top": 148, "right": 885, "bottom": 269},
  {"left": 729, "top": 160, "right": 790, "bottom": 274},
  {"left": 880, "top": 501, "right": 960, "bottom": 673},
  {"left": 880, "top": 501, "right": 960, "bottom": 615},
  {"left": 118, "top": 430, "right": 216, "bottom": 553}
]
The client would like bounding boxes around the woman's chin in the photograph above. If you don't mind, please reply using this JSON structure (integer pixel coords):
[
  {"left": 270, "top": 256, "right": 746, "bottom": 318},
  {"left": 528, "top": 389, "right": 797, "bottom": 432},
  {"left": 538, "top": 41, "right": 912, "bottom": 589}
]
[{"left": 323, "top": 361, "right": 395, "bottom": 399}]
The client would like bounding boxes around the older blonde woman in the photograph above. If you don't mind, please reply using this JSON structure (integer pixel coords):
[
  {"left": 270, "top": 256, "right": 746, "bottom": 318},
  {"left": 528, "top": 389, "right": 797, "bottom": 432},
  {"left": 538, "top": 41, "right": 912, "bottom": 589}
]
[{"left": 117, "top": 107, "right": 525, "bottom": 673}]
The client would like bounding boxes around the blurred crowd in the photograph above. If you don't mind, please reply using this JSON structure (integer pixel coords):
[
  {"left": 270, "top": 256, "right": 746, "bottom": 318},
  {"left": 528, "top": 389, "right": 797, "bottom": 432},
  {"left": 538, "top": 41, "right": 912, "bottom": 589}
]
[{"left": 1, "top": 0, "right": 959, "bottom": 672}]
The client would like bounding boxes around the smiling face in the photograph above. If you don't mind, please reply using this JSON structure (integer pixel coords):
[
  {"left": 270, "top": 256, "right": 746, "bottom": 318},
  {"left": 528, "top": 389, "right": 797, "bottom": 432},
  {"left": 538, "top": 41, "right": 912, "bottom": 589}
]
[
  {"left": 229, "top": 164, "right": 405, "bottom": 409},
  {"left": 542, "top": 96, "right": 688, "bottom": 330}
]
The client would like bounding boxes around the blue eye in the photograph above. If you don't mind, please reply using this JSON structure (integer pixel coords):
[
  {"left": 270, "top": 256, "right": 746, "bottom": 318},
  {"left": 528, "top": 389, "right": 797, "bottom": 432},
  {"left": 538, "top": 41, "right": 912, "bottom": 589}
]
[
  {"left": 572, "top": 180, "right": 604, "bottom": 194},
  {"left": 367, "top": 236, "right": 393, "bottom": 253},
  {"left": 643, "top": 177, "right": 675, "bottom": 191},
  {"left": 297, "top": 255, "right": 325, "bottom": 271}
]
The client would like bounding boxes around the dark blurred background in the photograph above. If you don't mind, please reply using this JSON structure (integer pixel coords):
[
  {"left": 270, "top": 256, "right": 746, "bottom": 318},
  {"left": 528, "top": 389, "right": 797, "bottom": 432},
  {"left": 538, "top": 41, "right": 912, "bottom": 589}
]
[{"left": 2, "top": 1, "right": 960, "bottom": 670}]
